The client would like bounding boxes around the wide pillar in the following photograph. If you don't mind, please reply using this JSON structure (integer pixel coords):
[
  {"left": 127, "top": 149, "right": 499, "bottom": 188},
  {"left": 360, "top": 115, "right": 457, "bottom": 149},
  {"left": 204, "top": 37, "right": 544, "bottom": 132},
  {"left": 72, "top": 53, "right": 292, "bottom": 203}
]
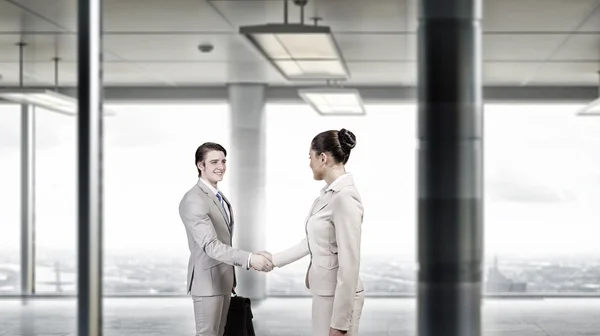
[
  {"left": 77, "top": 0, "right": 104, "bottom": 335},
  {"left": 228, "top": 83, "right": 267, "bottom": 301},
  {"left": 417, "top": 1, "right": 483, "bottom": 336},
  {"left": 20, "top": 104, "right": 35, "bottom": 295}
]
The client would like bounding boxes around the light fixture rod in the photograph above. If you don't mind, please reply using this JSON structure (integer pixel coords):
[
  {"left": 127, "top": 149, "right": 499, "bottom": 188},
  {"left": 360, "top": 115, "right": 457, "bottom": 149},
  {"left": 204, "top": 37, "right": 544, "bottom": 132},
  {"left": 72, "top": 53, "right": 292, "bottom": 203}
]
[
  {"left": 16, "top": 42, "right": 26, "bottom": 87},
  {"left": 294, "top": 0, "right": 308, "bottom": 25},
  {"left": 53, "top": 57, "right": 61, "bottom": 89},
  {"left": 311, "top": 0, "right": 321, "bottom": 26},
  {"left": 284, "top": 0, "right": 289, "bottom": 24}
]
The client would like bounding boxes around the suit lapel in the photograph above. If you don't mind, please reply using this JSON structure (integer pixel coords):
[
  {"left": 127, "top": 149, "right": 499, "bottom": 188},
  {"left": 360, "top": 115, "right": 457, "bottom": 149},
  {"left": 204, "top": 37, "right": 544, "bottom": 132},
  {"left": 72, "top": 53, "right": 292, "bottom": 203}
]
[
  {"left": 306, "top": 175, "right": 354, "bottom": 223},
  {"left": 196, "top": 181, "right": 231, "bottom": 232},
  {"left": 304, "top": 176, "right": 355, "bottom": 246},
  {"left": 304, "top": 197, "right": 320, "bottom": 224},
  {"left": 310, "top": 191, "right": 332, "bottom": 215}
]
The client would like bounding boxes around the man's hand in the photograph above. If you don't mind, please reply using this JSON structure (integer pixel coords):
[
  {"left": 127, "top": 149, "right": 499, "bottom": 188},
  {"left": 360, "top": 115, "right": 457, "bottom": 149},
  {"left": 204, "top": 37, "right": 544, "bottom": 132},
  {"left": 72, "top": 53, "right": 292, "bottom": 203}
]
[
  {"left": 250, "top": 253, "right": 273, "bottom": 272},
  {"left": 329, "top": 328, "right": 347, "bottom": 336},
  {"left": 256, "top": 250, "right": 272, "bottom": 261}
]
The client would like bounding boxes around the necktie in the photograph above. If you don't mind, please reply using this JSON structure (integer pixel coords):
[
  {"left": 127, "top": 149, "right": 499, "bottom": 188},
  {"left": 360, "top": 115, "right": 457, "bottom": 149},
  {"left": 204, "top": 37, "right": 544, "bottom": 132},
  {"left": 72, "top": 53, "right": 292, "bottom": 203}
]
[{"left": 216, "top": 192, "right": 230, "bottom": 224}]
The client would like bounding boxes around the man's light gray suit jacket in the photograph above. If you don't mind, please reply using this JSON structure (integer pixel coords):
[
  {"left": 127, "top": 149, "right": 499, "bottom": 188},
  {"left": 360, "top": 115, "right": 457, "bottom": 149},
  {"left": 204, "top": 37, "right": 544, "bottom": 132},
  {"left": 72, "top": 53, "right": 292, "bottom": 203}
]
[{"left": 179, "top": 179, "right": 251, "bottom": 296}]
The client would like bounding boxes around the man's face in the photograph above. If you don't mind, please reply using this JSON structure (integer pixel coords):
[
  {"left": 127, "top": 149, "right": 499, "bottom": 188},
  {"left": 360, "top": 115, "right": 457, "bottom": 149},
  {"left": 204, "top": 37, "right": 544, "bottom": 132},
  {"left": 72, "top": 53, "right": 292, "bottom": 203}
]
[{"left": 198, "top": 150, "right": 226, "bottom": 187}]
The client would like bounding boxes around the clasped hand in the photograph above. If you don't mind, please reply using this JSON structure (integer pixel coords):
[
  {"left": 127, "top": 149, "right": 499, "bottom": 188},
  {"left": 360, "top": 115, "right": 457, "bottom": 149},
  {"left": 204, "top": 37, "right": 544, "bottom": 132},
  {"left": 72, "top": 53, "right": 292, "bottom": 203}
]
[{"left": 250, "top": 251, "right": 274, "bottom": 272}]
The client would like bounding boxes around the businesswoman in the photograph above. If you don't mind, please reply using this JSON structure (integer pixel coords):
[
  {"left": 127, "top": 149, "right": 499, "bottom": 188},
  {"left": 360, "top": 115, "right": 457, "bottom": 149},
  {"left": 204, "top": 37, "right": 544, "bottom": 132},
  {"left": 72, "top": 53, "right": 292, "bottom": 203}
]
[{"left": 269, "top": 128, "right": 365, "bottom": 336}]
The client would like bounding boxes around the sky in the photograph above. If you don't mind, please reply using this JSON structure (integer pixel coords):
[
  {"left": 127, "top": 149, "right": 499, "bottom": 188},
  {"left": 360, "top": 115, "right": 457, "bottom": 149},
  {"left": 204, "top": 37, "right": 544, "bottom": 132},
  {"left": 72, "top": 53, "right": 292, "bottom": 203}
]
[{"left": 1, "top": 102, "right": 600, "bottom": 260}]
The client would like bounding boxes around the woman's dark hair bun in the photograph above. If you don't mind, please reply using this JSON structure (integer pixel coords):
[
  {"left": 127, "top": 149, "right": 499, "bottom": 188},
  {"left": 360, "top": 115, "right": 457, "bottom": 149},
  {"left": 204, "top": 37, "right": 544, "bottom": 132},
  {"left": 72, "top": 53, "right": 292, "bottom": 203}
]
[{"left": 338, "top": 128, "right": 356, "bottom": 153}]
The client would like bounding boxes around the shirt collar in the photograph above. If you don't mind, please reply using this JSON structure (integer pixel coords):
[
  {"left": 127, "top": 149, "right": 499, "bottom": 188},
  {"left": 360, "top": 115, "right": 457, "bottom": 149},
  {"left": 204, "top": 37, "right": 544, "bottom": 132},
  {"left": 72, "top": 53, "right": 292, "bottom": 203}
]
[
  {"left": 199, "top": 177, "right": 219, "bottom": 195},
  {"left": 322, "top": 173, "right": 351, "bottom": 193}
]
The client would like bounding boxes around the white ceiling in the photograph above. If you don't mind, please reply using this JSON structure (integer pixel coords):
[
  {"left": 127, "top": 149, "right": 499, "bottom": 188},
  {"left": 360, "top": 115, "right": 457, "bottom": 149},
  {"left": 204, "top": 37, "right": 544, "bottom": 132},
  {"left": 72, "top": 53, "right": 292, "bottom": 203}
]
[{"left": 0, "top": 0, "right": 599, "bottom": 87}]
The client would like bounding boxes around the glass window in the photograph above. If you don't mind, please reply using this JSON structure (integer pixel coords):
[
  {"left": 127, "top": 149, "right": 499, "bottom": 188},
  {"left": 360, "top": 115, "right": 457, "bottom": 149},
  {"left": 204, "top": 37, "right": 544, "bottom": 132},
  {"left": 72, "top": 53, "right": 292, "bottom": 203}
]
[
  {"left": 0, "top": 104, "right": 21, "bottom": 294},
  {"left": 484, "top": 104, "right": 600, "bottom": 294},
  {"left": 35, "top": 108, "right": 77, "bottom": 294},
  {"left": 23, "top": 101, "right": 600, "bottom": 296}
]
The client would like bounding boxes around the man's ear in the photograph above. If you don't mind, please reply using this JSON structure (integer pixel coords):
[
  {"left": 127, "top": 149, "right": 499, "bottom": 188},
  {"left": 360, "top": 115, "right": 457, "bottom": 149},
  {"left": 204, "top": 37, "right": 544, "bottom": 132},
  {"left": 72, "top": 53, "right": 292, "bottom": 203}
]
[{"left": 197, "top": 161, "right": 204, "bottom": 172}]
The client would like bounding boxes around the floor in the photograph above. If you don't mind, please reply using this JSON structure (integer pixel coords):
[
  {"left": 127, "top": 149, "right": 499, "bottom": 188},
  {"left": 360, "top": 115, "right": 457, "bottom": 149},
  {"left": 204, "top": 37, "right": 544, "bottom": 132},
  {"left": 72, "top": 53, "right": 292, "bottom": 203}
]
[{"left": 1, "top": 297, "right": 600, "bottom": 335}]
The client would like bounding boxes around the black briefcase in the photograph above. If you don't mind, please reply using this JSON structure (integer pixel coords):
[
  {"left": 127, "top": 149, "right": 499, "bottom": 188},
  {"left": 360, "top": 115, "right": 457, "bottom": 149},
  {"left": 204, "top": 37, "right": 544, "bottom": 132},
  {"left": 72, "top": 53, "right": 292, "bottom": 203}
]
[{"left": 224, "top": 291, "right": 255, "bottom": 336}]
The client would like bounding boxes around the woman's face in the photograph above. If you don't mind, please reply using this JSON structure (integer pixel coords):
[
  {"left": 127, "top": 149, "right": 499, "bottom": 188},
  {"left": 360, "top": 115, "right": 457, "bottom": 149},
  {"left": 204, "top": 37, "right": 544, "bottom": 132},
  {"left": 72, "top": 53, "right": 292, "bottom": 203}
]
[{"left": 309, "top": 148, "right": 326, "bottom": 181}]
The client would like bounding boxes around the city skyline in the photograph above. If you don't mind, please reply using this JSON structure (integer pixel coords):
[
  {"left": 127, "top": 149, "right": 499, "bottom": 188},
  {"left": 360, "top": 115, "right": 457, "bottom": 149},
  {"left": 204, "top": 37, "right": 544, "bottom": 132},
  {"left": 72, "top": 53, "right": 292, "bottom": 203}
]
[{"left": 3, "top": 247, "right": 600, "bottom": 295}]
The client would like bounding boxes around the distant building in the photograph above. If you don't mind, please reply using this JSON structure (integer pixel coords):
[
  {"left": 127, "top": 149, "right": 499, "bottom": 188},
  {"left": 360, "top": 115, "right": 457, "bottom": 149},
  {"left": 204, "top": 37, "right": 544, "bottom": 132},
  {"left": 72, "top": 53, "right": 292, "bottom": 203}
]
[
  {"left": 486, "top": 257, "right": 527, "bottom": 292},
  {"left": 0, "top": 267, "right": 18, "bottom": 292}
]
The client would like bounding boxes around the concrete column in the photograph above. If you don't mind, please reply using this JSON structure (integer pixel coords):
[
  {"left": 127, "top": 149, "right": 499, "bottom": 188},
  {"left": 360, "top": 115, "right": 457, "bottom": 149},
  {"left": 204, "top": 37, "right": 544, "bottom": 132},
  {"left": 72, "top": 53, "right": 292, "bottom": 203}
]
[
  {"left": 417, "top": 1, "right": 483, "bottom": 336},
  {"left": 20, "top": 104, "right": 35, "bottom": 295},
  {"left": 228, "top": 83, "right": 267, "bottom": 300},
  {"left": 77, "top": 0, "right": 104, "bottom": 335}
]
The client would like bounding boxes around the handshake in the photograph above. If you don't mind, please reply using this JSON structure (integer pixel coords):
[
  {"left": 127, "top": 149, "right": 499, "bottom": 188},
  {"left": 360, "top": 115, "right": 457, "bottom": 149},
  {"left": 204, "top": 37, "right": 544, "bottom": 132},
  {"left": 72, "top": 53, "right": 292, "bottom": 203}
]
[{"left": 250, "top": 251, "right": 274, "bottom": 272}]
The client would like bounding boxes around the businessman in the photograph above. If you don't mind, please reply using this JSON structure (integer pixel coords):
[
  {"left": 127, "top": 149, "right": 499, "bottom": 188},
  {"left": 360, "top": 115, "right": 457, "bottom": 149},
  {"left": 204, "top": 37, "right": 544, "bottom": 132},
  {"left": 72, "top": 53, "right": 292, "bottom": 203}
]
[{"left": 179, "top": 142, "right": 273, "bottom": 336}]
